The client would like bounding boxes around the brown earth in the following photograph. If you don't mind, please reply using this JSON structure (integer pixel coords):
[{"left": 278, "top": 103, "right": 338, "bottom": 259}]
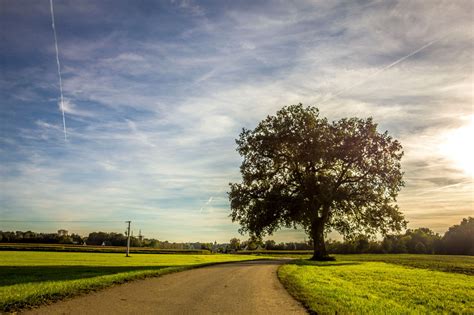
[{"left": 23, "top": 260, "right": 307, "bottom": 315}]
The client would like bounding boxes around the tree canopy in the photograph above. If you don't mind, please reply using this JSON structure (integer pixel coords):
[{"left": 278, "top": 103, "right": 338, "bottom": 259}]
[
  {"left": 442, "top": 217, "right": 474, "bottom": 255},
  {"left": 229, "top": 104, "right": 406, "bottom": 260}
]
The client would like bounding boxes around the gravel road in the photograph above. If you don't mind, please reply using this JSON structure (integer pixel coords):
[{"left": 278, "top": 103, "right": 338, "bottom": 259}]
[{"left": 23, "top": 260, "right": 306, "bottom": 315}]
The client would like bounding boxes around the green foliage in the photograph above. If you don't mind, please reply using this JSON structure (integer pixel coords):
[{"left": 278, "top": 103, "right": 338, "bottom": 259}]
[
  {"left": 242, "top": 235, "right": 263, "bottom": 250},
  {"left": 229, "top": 104, "right": 405, "bottom": 259},
  {"left": 279, "top": 256, "right": 474, "bottom": 314},
  {"left": 442, "top": 217, "right": 474, "bottom": 255},
  {"left": 87, "top": 231, "right": 127, "bottom": 246},
  {"left": 0, "top": 230, "right": 196, "bottom": 250},
  {"left": 324, "top": 219, "right": 472, "bottom": 256},
  {"left": 200, "top": 243, "right": 213, "bottom": 251},
  {"left": 264, "top": 239, "right": 276, "bottom": 249},
  {"left": 0, "top": 230, "right": 82, "bottom": 244},
  {"left": 228, "top": 238, "right": 241, "bottom": 251},
  {"left": 326, "top": 227, "right": 444, "bottom": 255},
  {"left": 404, "top": 228, "right": 440, "bottom": 254},
  {"left": 414, "top": 242, "right": 426, "bottom": 254},
  {"left": 0, "top": 251, "right": 263, "bottom": 312}
]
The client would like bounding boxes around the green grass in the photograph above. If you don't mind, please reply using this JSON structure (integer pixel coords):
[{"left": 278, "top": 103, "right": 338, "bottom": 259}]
[
  {"left": 245, "top": 251, "right": 474, "bottom": 275},
  {"left": 335, "top": 254, "right": 474, "bottom": 275},
  {"left": 278, "top": 255, "right": 474, "bottom": 314},
  {"left": 0, "top": 251, "right": 263, "bottom": 312},
  {"left": 0, "top": 243, "right": 209, "bottom": 254}
]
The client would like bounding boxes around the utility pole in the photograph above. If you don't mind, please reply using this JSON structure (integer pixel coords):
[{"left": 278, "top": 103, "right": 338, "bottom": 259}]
[{"left": 126, "top": 221, "right": 131, "bottom": 257}]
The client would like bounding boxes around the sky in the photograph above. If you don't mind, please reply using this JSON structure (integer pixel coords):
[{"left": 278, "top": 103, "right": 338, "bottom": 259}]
[{"left": 0, "top": 0, "right": 473, "bottom": 242}]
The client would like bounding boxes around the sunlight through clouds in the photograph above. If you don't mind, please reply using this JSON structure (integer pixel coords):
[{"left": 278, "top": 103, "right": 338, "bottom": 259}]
[{"left": 438, "top": 116, "right": 474, "bottom": 177}]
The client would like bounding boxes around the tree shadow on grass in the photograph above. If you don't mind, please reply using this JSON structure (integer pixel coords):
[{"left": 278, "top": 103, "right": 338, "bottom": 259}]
[
  {"left": 288, "top": 260, "right": 362, "bottom": 267},
  {"left": 0, "top": 265, "right": 175, "bottom": 286}
]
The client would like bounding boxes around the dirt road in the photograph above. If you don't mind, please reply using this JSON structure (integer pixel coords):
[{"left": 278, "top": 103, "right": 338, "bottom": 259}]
[{"left": 24, "top": 260, "right": 306, "bottom": 314}]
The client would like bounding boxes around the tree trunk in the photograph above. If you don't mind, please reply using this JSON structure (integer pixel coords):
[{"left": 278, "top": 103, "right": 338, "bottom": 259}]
[{"left": 310, "top": 221, "right": 333, "bottom": 261}]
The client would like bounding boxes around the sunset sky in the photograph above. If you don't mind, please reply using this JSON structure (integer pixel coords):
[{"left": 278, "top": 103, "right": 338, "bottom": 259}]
[{"left": 1, "top": 0, "right": 472, "bottom": 242}]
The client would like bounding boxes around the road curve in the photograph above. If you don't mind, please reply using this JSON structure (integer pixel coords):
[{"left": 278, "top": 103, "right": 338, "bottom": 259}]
[{"left": 23, "top": 260, "right": 307, "bottom": 315}]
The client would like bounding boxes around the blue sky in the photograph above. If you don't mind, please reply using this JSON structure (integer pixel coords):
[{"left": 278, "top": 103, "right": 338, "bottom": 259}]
[{"left": 0, "top": 0, "right": 472, "bottom": 242}]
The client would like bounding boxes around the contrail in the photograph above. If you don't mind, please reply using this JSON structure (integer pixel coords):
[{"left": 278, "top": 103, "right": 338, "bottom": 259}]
[
  {"left": 50, "top": 0, "right": 68, "bottom": 141},
  {"left": 414, "top": 180, "right": 472, "bottom": 196},
  {"left": 321, "top": 38, "right": 440, "bottom": 104}
]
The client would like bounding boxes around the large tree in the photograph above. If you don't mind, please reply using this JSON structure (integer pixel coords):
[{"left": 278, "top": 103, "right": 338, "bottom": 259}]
[{"left": 229, "top": 104, "right": 406, "bottom": 260}]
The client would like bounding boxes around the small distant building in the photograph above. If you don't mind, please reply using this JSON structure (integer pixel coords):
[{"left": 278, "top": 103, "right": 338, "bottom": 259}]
[{"left": 57, "top": 229, "right": 68, "bottom": 237}]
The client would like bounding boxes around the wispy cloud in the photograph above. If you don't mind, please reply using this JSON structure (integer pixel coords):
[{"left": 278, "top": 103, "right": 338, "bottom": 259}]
[
  {"left": 61, "top": 99, "right": 95, "bottom": 117},
  {"left": 200, "top": 196, "right": 214, "bottom": 213}
]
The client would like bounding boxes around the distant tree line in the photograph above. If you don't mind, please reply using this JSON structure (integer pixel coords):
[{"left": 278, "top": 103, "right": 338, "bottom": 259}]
[
  {"left": 0, "top": 230, "right": 225, "bottom": 252},
  {"left": 1, "top": 217, "right": 472, "bottom": 255},
  {"left": 0, "top": 230, "right": 143, "bottom": 247},
  {"left": 236, "top": 217, "right": 473, "bottom": 256},
  {"left": 227, "top": 236, "right": 313, "bottom": 251},
  {"left": 0, "top": 231, "right": 84, "bottom": 245}
]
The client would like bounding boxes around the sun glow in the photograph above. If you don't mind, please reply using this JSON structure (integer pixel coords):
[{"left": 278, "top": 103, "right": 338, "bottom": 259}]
[{"left": 439, "top": 116, "right": 474, "bottom": 177}]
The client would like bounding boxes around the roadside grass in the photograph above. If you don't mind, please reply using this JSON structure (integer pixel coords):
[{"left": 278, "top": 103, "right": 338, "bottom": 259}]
[
  {"left": 0, "top": 251, "right": 263, "bottom": 312},
  {"left": 335, "top": 254, "right": 474, "bottom": 275},
  {"left": 243, "top": 251, "right": 474, "bottom": 275},
  {"left": 278, "top": 258, "right": 474, "bottom": 314}
]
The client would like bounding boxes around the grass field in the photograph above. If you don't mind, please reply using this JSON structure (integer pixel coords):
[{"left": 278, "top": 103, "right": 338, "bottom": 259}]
[
  {"left": 3, "top": 250, "right": 472, "bottom": 313},
  {"left": 0, "top": 243, "right": 209, "bottom": 254},
  {"left": 0, "top": 251, "right": 263, "bottom": 312},
  {"left": 278, "top": 255, "right": 474, "bottom": 314},
  {"left": 242, "top": 251, "right": 474, "bottom": 275}
]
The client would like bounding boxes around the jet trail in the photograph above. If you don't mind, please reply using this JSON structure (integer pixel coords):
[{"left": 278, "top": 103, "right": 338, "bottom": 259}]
[
  {"left": 50, "top": 0, "right": 68, "bottom": 141},
  {"left": 321, "top": 38, "right": 440, "bottom": 104}
]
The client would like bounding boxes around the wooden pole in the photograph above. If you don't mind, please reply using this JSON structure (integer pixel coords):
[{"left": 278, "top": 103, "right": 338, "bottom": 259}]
[{"left": 126, "top": 221, "right": 131, "bottom": 257}]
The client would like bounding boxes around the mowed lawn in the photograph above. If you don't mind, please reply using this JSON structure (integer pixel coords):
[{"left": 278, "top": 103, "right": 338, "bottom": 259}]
[
  {"left": 279, "top": 254, "right": 474, "bottom": 314},
  {"left": 0, "top": 251, "right": 262, "bottom": 312}
]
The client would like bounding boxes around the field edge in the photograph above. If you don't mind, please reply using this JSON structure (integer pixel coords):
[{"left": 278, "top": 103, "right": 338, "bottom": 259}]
[{"left": 277, "top": 261, "right": 317, "bottom": 315}]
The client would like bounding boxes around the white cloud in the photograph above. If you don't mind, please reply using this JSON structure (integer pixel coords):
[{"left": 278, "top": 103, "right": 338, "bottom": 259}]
[{"left": 61, "top": 98, "right": 95, "bottom": 117}]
